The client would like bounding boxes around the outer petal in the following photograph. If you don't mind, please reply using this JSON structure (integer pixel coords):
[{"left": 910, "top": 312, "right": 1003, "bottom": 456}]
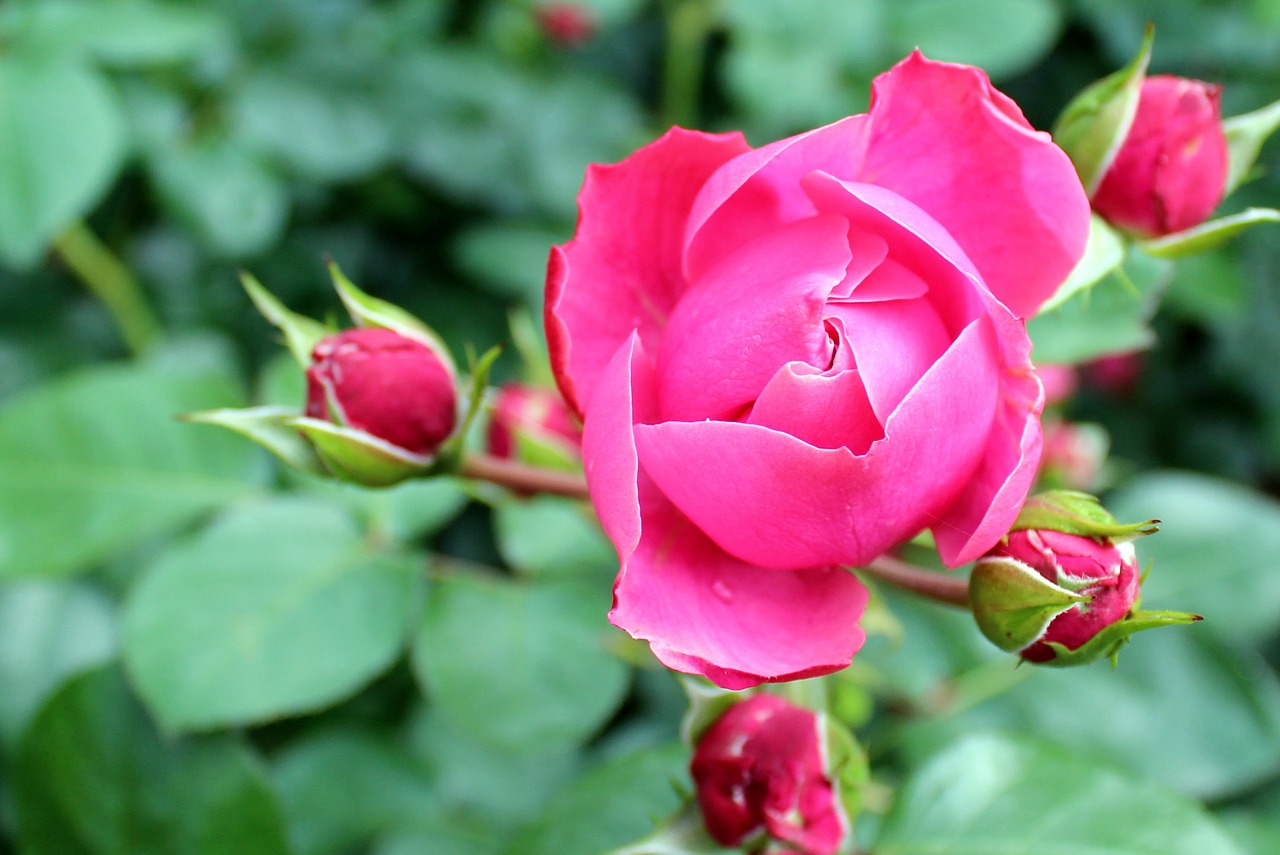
[
  {"left": 610, "top": 490, "right": 869, "bottom": 689},
  {"left": 636, "top": 315, "right": 1001, "bottom": 570},
  {"left": 859, "top": 51, "right": 1090, "bottom": 318},
  {"left": 547, "top": 127, "right": 750, "bottom": 415},
  {"left": 657, "top": 214, "right": 850, "bottom": 421},
  {"left": 683, "top": 116, "right": 870, "bottom": 286}
]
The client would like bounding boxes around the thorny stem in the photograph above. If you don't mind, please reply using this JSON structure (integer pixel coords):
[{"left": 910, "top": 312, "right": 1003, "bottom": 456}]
[
  {"left": 53, "top": 222, "right": 161, "bottom": 356},
  {"left": 459, "top": 455, "right": 973, "bottom": 608}
]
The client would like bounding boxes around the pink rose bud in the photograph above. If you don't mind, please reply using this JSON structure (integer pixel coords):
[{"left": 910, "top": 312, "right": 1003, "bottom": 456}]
[
  {"left": 487, "top": 383, "right": 581, "bottom": 462},
  {"left": 691, "top": 694, "right": 847, "bottom": 855},
  {"left": 305, "top": 327, "right": 457, "bottom": 458},
  {"left": 1083, "top": 351, "right": 1143, "bottom": 398},
  {"left": 1039, "top": 420, "right": 1107, "bottom": 492},
  {"left": 985, "top": 529, "right": 1139, "bottom": 663},
  {"left": 1091, "top": 75, "right": 1229, "bottom": 237},
  {"left": 535, "top": 3, "right": 597, "bottom": 47}
]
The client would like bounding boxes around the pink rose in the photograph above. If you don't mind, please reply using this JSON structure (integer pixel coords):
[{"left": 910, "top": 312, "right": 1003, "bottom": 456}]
[
  {"left": 1091, "top": 75, "right": 1229, "bottom": 237},
  {"left": 306, "top": 327, "right": 457, "bottom": 458},
  {"left": 691, "top": 694, "right": 846, "bottom": 855},
  {"left": 546, "top": 52, "right": 1090, "bottom": 688},
  {"left": 984, "top": 529, "right": 1140, "bottom": 663}
]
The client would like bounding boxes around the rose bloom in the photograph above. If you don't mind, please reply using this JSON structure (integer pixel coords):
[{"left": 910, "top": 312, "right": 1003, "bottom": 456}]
[
  {"left": 1091, "top": 75, "right": 1229, "bottom": 237},
  {"left": 985, "top": 529, "right": 1140, "bottom": 663},
  {"left": 547, "top": 52, "right": 1090, "bottom": 688},
  {"left": 305, "top": 327, "right": 457, "bottom": 458},
  {"left": 691, "top": 694, "right": 846, "bottom": 855}
]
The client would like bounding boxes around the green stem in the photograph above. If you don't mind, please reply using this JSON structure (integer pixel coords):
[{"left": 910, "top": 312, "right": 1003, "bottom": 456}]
[
  {"left": 53, "top": 222, "right": 161, "bottom": 356},
  {"left": 660, "top": 0, "right": 718, "bottom": 129}
]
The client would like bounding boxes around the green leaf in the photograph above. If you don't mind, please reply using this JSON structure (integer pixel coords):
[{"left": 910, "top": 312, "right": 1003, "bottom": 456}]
[
  {"left": 453, "top": 222, "right": 568, "bottom": 307},
  {"left": 1140, "top": 208, "right": 1280, "bottom": 259},
  {"left": 1026, "top": 247, "right": 1170, "bottom": 364},
  {"left": 1222, "top": 97, "right": 1280, "bottom": 195},
  {"left": 498, "top": 743, "right": 689, "bottom": 855},
  {"left": 412, "top": 574, "right": 629, "bottom": 752},
  {"left": 0, "top": 580, "right": 116, "bottom": 748},
  {"left": 888, "top": 0, "right": 1063, "bottom": 81},
  {"left": 1107, "top": 471, "right": 1280, "bottom": 645},
  {"left": 273, "top": 728, "right": 439, "bottom": 855},
  {"left": 894, "top": 625, "right": 1280, "bottom": 799},
  {"left": 874, "top": 732, "right": 1245, "bottom": 855},
  {"left": 1038, "top": 215, "right": 1125, "bottom": 312},
  {"left": 1052, "top": 26, "right": 1153, "bottom": 194},
  {"left": 494, "top": 496, "right": 615, "bottom": 580},
  {"left": 0, "top": 52, "right": 126, "bottom": 268},
  {"left": 0, "top": 357, "right": 260, "bottom": 578},
  {"left": 2, "top": 0, "right": 226, "bottom": 67},
  {"left": 122, "top": 498, "right": 419, "bottom": 731},
  {"left": 13, "top": 665, "right": 291, "bottom": 855},
  {"left": 148, "top": 137, "right": 288, "bottom": 258}
]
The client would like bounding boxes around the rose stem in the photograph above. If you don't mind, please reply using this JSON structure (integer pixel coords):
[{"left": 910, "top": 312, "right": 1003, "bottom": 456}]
[
  {"left": 859, "top": 555, "right": 971, "bottom": 607},
  {"left": 459, "top": 453, "right": 593, "bottom": 500},
  {"left": 53, "top": 221, "right": 161, "bottom": 356}
]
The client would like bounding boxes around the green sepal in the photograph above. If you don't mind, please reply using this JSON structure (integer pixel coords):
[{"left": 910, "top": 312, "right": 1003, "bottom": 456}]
[
  {"left": 179, "top": 405, "right": 327, "bottom": 475},
  {"left": 1052, "top": 25, "right": 1153, "bottom": 195},
  {"left": 1222, "top": 97, "right": 1280, "bottom": 196},
  {"left": 678, "top": 677, "right": 742, "bottom": 749},
  {"left": 1038, "top": 608, "right": 1203, "bottom": 668},
  {"left": 970, "top": 557, "right": 1088, "bottom": 652},
  {"left": 289, "top": 416, "right": 432, "bottom": 487},
  {"left": 1139, "top": 208, "right": 1280, "bottom": 259},
  {"left": 824, "top": 714, "right": 869, "bottom": 833},
  {"left": 240, "top": 272, "right": 334, "bottom": 367},
  {"left": 1039, "top": 215, "right": 1125, "bottom": 313},
  {"left": 1013, "top": 490, "right": 1158, "bottom": 541},
  {"left": 436, "top": 344, "right": 503, "bottom": 472},
  {"left": 511, "top": 427, "right": 581, "bottom": 471},
  {"left": 327, "top": 261, "right": 457, "bottom": 375}
]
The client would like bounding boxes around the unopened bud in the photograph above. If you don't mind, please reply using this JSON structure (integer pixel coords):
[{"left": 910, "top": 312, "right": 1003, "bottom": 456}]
[{"left": 487, "top": 383, "right": 581, "bottom": 468}]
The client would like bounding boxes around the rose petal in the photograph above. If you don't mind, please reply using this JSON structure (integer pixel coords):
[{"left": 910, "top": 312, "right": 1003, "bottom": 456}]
[
  {"left": 636, "top": 315, "right": 1001, "bottom": 569},
  {"left": 859, "top": 51, "right": 1090, "bottom": 318},
  {"left": 547, "top": 128, "right": 750, "bottom": 415},
  {"left": 932, "top": 364, "right": 1044, "bottom": 566},
  {"left": 609, "top": 490, "right": 869, "bottom": 689},
  {"left": 748, "top": 362, "right": 881, "bottom": 455},
  {"left": 657, "top": 214, "right": 851, "bottom": 421},
  {"left": 684, "top": 116, "right": 870, "bottom": 286}
]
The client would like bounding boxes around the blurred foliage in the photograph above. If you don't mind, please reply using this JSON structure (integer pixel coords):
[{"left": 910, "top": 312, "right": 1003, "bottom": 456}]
[{"left": 0, "top": 0, "right": 1278, "bottom": 853}]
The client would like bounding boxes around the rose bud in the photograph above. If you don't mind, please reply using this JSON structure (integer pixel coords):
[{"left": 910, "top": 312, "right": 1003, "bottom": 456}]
[
  {"left": 970, "top": 491, "right": 1199, "bottom": 666},
  {"left": 535, "top": 3, "right": 597, "bottom": 47},
  {"left": 1039, "top": 420, "right": 1107, "bottom": 492},
  {"left": 1090, "top": 75, "right": 1229, "bottom": 237},
  {"left": 981, "top": 529, "right": 1140, "bottom": 663},
  {"left": 306, "top": 327, "right": 457, "bottom": 459},
  {"left": 691, "top": 694, "right": 848, "bottom": 855},
  {"left": 487, "top": 383, "right": 581, "bottom": 467}
]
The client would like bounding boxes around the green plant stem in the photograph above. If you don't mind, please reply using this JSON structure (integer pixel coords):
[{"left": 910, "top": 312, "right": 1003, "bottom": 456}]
[
  {"left": 859, "top": 555, "right": 971, "bottom": 608},
  {"left": 53, "top": 222, "right": 161, "bottom": 356},
  {"left": 660, "top": 0, "right": 718, "bottom": 129}
]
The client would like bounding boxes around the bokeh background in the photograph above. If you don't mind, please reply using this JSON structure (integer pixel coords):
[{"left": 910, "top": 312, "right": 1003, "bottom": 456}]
[{"left": 1, "top": 1, "right": 1279, "bottom": 853}]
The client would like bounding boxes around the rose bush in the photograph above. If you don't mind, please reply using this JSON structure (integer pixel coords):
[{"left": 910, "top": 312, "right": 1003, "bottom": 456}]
[{"left": 546, "top": 52, "right": 1090, "bottom": 688}]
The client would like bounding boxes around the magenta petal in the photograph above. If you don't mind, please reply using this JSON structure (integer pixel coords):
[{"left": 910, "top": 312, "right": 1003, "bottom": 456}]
[
  {"left": 748, "top": 363, "right": 882, "bottom": 455},
  {"left": 683, "top": 115, "right": 870, "bottom": 286},
  {"left": 859, "top": 51, "right": 1090, "bottom": 318},
  {"left": 580, "top": 333, "right": 658, "bottom": 557},
  {"left": 933, "top": 366, "right": 1044, "bottom": 566},
  {"left": 657, "top": 214, "right": 851, "bottom": 421},
  {"left": 547, "top": 128, "right": 750, "bottom": 415},
  {"left": 637, "top": 316, "right": 1001, "bottom": 570},
  {"left": 609, "top": 493, "right": 869, "bottom": 689}
]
